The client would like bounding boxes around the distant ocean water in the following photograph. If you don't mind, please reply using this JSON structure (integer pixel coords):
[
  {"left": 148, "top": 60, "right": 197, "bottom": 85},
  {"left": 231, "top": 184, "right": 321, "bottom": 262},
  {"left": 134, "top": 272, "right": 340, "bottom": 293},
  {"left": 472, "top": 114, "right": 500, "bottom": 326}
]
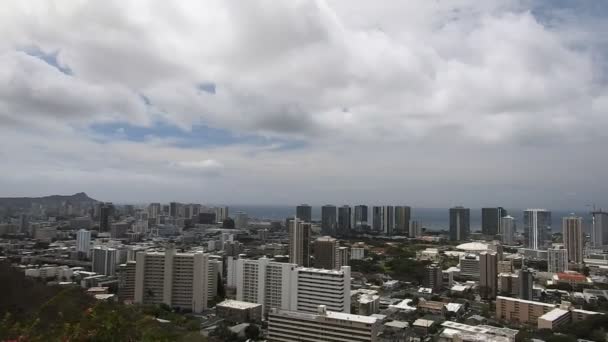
[{"left": 229, "top": 206, "right": 592, "bottom": 233}]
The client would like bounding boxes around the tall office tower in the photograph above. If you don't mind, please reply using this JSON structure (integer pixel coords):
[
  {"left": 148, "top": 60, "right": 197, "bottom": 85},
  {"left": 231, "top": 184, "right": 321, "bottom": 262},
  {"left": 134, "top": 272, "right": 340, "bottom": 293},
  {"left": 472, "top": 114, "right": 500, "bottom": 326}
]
[
  {"left": 449, "top": 206, "right": 470, "bottom": 241},
  {"left": 134, "top": 249, "right": 211, "bottom": 313},
  {"left": 409, "top": 220, "right": 421, "bottom": 238},
  {"left": 148, "top": 203, "right": 161, "bottom": 219},
  {"left": 500, "top": 216, "right": 515, "bottom": 245},
  {"left": 236, "top": 258, "right": 298, "bottom": 313},
  {"left": 563, "top": 216, "right": 584, "bottom": 264},
  {"left": 190, "top": 204, "right": 201, "bottom": 218},
  {"left": 117, "top": 261, "right": 136, "bottom": 303},
  {"left": 169, "top": 202, "right": 179, "bottom": 218},
  {"left": 289, "top": 219, "right": 312, "bottom": 267},
  {"left": 76, "top": 229, "right": 91, "bottom": 256},
  {"left": 215, "top": 206, "right": 229, "bottom": 223},
  {"left": 234, "top": 212, "right": 249, "bottom": 229},
  {"left": 18, "top": 214, "right": 29, "bottom": 234},
  {"left": 296, "top": 204, "right": 312, "bottom": 222},
  {"left": 207, "top": 258, "right": 222, "bottom": 300},
  {"left": 296, "top": 266, "right": 351, "bottom": 313},
  {"left": 592, "top": 211, "right": 608, "bottom": 248},
  {"left": 353, "top": 205, "right": 368, "bottom": 230},
  {"left": 394, "top": 206, "right": 411, "bottom": 235},
  {"left": 372, "top": 206, "right": 383, "bottom": 232},
  {"left": 268, "top": 306, "right": 380, "bottom": 342},
  {"left": 424, "top": 263, "right": 443, "bottom": 291},
  {"left": 321, "top": 205, "right": 337, "bottom": 236},
  {"left": 524, "top": 209, "right": 551, "bottom": 250},
  {"left": 482, "top": 207, "right": 508, "bottom": 236},
  {"left": 184, "top": 205, "right": 191, "bottom": 219},
  {"left": 382, "top": 206, "right": 395, "bottom": 236},
  {"left": 337, "top": 206, "right": 352, "bottom": 236},
  {"left": 91, "top": 247, "right": 117, "bottom": 276},
  {"left": 336, "top": 247, "right": 349, "bottom": 269},
  {"left": 313, "top": 236, "right": 337, "bottom": 269},
  {"left": 547, "top": 245, "right": 568, "bottom": 273},
  {"left": 518, "top": 268, "right": 534, "bottom": 300},
  {"left": 99, "top": 203, "right": 112, "bottom": 232},
  {"left": 479, "top": 252, "right": 498, "bottom": 299}
]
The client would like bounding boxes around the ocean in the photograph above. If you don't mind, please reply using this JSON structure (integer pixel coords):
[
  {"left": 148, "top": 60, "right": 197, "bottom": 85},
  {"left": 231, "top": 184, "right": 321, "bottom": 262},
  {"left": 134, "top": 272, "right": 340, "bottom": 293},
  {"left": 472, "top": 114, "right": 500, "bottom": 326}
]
[{"left": 229, "top": 205, "right": 592, "bottom": 232}]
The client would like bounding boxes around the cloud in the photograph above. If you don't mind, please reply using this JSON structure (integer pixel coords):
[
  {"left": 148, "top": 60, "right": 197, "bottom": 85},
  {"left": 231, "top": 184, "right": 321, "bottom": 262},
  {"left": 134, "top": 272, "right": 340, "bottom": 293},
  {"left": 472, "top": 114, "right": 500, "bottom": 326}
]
[{"left": 0, "top": 0, "right": 606, "bottom": 207}]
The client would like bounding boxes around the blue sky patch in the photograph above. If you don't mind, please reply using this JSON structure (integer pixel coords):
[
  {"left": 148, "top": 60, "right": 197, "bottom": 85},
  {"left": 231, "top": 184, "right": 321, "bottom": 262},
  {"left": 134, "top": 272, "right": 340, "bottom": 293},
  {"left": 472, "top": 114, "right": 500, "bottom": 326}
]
[
  {"left": 21, "top": 46, "right": 73, "bottom": 75},
  {"left": 197, "top": 82, "right": 216, "bottom": 94}
]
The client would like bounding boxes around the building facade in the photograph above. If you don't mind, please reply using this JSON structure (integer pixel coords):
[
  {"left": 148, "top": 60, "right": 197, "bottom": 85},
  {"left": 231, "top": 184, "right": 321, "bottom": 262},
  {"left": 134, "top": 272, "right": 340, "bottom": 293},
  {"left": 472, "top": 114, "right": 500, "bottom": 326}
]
[
  {"left": 449, "top": 207, "right": 470, "bottom": 241},
  {"left": 524, "top": 209, "right": 551, "bottom": 250},
  {"left": 289, "top": 219, "right": 311, "bottom": 267},
  {"left": 563, "top": 216, "right": 584, "bottom": 264}
]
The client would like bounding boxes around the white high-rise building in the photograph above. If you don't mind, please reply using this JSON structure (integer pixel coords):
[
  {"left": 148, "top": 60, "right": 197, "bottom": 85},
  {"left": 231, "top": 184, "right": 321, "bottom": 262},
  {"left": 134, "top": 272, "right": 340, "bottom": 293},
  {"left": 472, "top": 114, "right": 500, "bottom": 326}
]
[
  {"left": 563, "top": 216, "right": 584, "bottom": 264},
  {"left": 215, "top": 206, "right": 229, "bottom": 223},
  {"left": 592, "top": 211, "right": 608, "bottom": 248},
  {"left": 134, "top": 249, "right": 211, "bottom": 313},
  {"left": 500, "top": 216, "right": 515, "bottom": 245},
  {"left": 76, "top": 229, "right": 91, "bottom": 256},
  {"left": 409, "top": 220, "right": 421, "bottom": 238},
  {"left": 91, "top": 247, "right": 117, "bottom": 276},
  {"left": 524, "top": 209, "right": 551, "bottom": 250},
  {"left": 548, "top": 245, "right": 568, "bottom": 273},
  {"left": 235, "top": 257, "right": 351, "bottom": 314},
  {"left": 148, "top": 203, "right": 161, "bottom": 219},
  {"left": 382, "top": 206, "right": 394, "bottom": 236}
]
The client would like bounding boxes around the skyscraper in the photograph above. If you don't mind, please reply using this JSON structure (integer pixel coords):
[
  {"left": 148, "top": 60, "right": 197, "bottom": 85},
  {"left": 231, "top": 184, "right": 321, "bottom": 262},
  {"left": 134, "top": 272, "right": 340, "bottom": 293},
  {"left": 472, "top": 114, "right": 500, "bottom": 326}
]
[
  {"left": 482, "top": 207, "right": 508, "bottom": 236},
  {"left": 321, "top": 205, "right": 337, "bottom": 236},
  {"left": 547, "top": 245, "right": 568, "bottom": 273},
  {"left": 372, "top": 206, "right": 382, "bottom": 232},
  {"left": 353, "top": 205, "right": 368, "bottom": 230},
  {"left": 76, "top": 229, "right": 91, "bottom": 256},
  {"left": 449, "top": 206, "right": 470, "bottom": 241},
  {"left": 148, "top": 203, "right": 161, "bottom": 219},
  {"left": 289, "top": 219, "right": 311, "bottom": 267},
  {"left": 409, "top": 220, "right": 421, "bottom": 238},
  {"left": 314, "top": 236, "right": 337, "bottom": 270},
  {"left": 169, "top": 202, "right": 179, "bottom": 218},
  {"left": 394, "top": 206, "right": 411, "bottom": 235},
  {"left": 91, "top": 247, "right": 117, "bottom": 276},
  {"left": 296, "top": 204, "right": 312, "bottom": 222},
  {"left": 382, "top": 206, "right": 394, "bottom": 236},
  {"left": 335, "top": 247, "right": 349, "bottom": 269},
  {"left": 563, "top": 216, "right": 584, "bottom": 264},
  {"left": 99, "top": 203, "right": 112, "bottom": 233},
  {"left": 424, "top": 263, "right": 443, "bottom": 292},
  {"left": 518, "top": 268, "right": 533, "bottom": 300},
  {"left": 134, "top": 249, "right": 211, "bottom": 313},
  {"left": 523, "top": 209, "right": 551, "bottom": 250},
  {"left": 500, "top": 216, "right": 515, "bottom": 245},
  {"left": 234, "top": 212, "right": 249, "bottom": 229},
  {"left": 480, "top": 252, "right": 498, "bottom": 299},
  {"left": 592, "top": 211, "right": 608, "bottom": 248},
  {"left": 337, "top": 205, "right": 352, "bottom": 236},
  {"left": 215, "top": 206, "right": 229, "bottom": 223}
]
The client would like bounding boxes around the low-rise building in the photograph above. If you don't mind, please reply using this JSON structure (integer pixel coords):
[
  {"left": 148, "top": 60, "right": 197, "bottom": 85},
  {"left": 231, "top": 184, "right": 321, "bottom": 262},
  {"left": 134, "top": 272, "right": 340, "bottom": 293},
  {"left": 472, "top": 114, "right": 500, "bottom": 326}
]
[{"left": 216, "top": 300, "right": 263, "bottom": 323}]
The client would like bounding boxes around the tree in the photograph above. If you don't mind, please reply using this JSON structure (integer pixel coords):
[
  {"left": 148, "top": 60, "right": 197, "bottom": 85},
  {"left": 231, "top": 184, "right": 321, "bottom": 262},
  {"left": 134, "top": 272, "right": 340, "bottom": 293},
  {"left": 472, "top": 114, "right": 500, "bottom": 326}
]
[{"left": 245, "top": 324, "right": 261, "bottom": 341}]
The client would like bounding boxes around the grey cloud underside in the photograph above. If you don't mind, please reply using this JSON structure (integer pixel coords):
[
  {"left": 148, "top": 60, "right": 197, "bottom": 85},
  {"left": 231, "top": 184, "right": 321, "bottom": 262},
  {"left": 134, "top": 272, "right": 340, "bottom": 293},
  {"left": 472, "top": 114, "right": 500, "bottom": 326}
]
[{"left": 0, "top": 0, "right": 606, "bottom": 206}]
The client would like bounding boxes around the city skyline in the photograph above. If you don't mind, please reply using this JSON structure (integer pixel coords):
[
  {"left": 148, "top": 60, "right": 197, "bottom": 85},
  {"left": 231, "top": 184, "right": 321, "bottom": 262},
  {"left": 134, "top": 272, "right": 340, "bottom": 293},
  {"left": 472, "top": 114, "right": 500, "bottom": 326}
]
[{"left": 1, "top": 1, "right": 608, "bottom": 207}]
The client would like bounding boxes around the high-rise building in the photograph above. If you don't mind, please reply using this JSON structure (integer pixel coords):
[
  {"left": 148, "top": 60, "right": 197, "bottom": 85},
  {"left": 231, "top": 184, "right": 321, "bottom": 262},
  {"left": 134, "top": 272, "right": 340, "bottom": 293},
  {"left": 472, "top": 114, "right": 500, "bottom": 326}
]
[
  {"left": 592, "top": 211, "right": 608, "bottom": 248},
  {"left": 336, "top": 247, "right": 349, "bottom": 269},
  {"left": 268, "top": 305, "right": 379, "bottom": 342},
  {"left": 314, "top": 236, "right": 337, "bottom": 270},
  {"left": 215, "top": 206, "right": 229, "bottom": 223},
  {"left": 148, "top": 203, "right": 161, "bottom": 219},
  {"left": 424, "top": 263, "right": 443, "bottom": 292},
  {"left": 548, "top": 245, "right": 568, "bottom": 273},
  {"left": 296, "top": 204, "right": 312, "bottom": 222},
  {"left": 18, "top": 214, "right": 29, "bottom": 235},
  {"left": 169, "top": 202, "right": 179, "bottom": 218},
  {"left": 353, "top": 205, "right": 368, "bottom": 230},
  {"left": 134, "top": 249, "right": 211, "bottom": 313},
  {"left": 76, "top": 229, "right": 91, "bottom": 256},
  {"left": 519, "top": 268, "right": 534, "bottom": 300},
  {"left": 289, "top": 219, "right": 311, "bottom": 267},
  {"left": 235, "top": 258, "right": 350, "bottom": 314},
  {"left": 337, "top": 206, "right": 352, "bottom": 236},
  {"left": 524, "top": 209, "right": 551, "bottom": 250},
  {"left": 500, "top": 216, "right": 515, "bottom": 245},
  {"left": 372, "top": 206, "right": 382, "bottom": 232},
  {"left": 480, "top": 252, "right": 498, "bottom": 299},
  {"left": 394, "top": 206, "right": 411, "bottom": 236},
  {"left": 321, "top": 205, "right": 337, "bottom": 236},
  {"left": 449, "top": 207, "right": 470, "bottom": 241},
  {"left": 409, "top": 220, "right": 421, "bottom": 238},
  {"left": 117, "top": 261, "right": 136, "bottom": 303},
  {"left": 234, "top": 212, "right": 249, "bottom": 229},
  {"left": 563, "top": 216, "right": 584, "bottom": 264},
  {"left": 382, "top": 206, "right": 394, "bottom": 236},
  {"left": 91, "top": 247, "right": 117, "bottom": 276},
  {"left": 99, "top": 203, "right": 113, "bottom": 233},
  {"left": 482, "top": 207, "right": 508, "bottom": 236}
]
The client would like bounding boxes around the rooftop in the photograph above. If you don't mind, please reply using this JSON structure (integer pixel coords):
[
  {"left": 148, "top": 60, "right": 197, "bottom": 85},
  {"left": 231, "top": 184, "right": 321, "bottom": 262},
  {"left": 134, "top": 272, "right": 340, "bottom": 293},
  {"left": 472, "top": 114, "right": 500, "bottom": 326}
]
[
  {"left": 272, "top": 308, "right": 378, "bottom": 324},
  {"left": 496, "top": 296, "right": 556, "bottom": 308},
  {"left": 217, "top": 300, "right": 262, "bottom": 310},
  {"left": 539, "top": 308, "right": 570, "bottom": 321},
  {"left": 456, "top": 242, "right": 489, "bottom": 252}
]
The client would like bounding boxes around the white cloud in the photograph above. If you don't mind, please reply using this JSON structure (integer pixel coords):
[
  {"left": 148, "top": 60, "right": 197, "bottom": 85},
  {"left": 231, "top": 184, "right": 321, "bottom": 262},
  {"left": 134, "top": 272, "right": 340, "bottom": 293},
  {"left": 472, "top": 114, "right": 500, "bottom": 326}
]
[{"left": 0, "top": 0, "right": 606, "bottom": 207}]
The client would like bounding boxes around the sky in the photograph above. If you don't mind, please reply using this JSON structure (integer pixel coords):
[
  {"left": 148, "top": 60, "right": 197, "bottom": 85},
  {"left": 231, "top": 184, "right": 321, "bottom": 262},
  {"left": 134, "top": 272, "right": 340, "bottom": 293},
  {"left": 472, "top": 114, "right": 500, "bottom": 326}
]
[{"left": 0, "top": 1, "right": 607, "bottom": 208}]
